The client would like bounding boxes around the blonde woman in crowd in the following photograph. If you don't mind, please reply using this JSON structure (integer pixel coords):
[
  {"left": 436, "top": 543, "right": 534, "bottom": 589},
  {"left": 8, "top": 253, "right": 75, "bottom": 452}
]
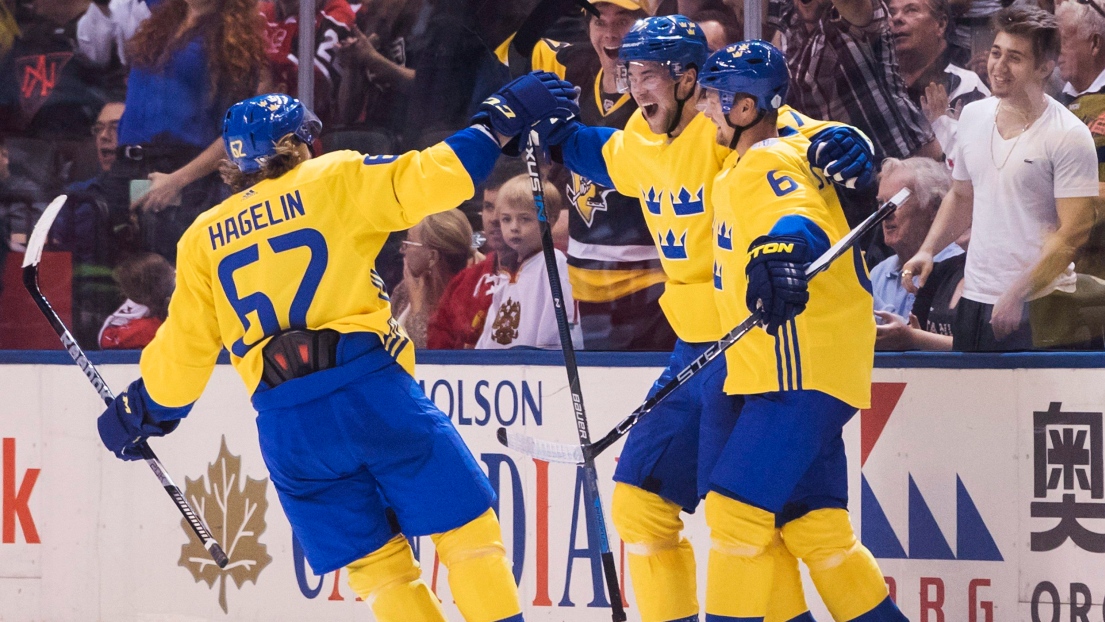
[{"left": 392, "top": 209, "right": 480, "bottom": 348}]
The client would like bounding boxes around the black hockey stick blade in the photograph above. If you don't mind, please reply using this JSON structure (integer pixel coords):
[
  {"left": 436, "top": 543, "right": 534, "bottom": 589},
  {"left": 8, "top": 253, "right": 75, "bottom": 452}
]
[
  {"left": 498, "top": 187, "right": 911, "bottom": 464},
  {"left": 22, "top": 196, "right": 230, "bottom": 569}
]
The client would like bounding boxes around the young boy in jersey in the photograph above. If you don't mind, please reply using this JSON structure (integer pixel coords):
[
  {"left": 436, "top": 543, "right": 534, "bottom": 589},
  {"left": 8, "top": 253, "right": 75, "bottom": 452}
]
[
  {"left": 697, "top": 41, "right": 906, "bottom": 622},
  {"left": 94, "top": 73, "right": 578, "bottom": 622},
  {"left": 476, "top": 174, "right": 583, "bottom": 350},
  {"left": 530, "top": 17, "right": 876, "bottom": 622}
]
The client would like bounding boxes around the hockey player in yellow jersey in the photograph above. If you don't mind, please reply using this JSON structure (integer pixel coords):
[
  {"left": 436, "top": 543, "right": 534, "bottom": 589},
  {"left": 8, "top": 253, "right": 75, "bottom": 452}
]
[
  {"left": 94, "top": 76, "right": 579, "bottom": 622},
  {"left": 695, "top": 41, "right": 906, "bottom": 622},
  {"left": 531, "top": 16, "right": 878, "bottom": 622}
]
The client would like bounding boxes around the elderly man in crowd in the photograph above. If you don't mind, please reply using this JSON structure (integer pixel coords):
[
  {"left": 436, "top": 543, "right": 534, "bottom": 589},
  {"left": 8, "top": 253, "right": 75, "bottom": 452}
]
[
  {"left": 769, "top": 0, "right": 940, "bottom": 161},
  {"left": 1057, "top": 0, "right": 1105, "bottom": 191},
  {"left": 902, "top": 6, "right": 1099, "bottom": 351},
  {"left": 873, "top": 157, "right": 962, "bottom": 350},
  {"left": 889, "top": 0, "right": 989, "bottom": 156},
  {"left": 1056, "top": 0, "right": 1105, "bottom": 299}
]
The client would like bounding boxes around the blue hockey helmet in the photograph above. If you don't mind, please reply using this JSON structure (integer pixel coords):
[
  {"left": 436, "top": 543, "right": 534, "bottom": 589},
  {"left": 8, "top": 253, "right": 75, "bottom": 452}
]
[
  {"left": 223, "top": 94, "right": 322, "bottom": 174},
  {"left": 616, "top": 15, "right": 709, "bottom": 93},
  {"left": 697, "top": 40, "right": 789, "bottom": 115}
]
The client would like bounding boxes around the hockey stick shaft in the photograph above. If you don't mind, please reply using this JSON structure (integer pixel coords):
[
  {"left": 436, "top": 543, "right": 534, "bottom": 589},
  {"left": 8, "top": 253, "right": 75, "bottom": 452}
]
[
  {"left": 580, "top": 188, "right": 911, "bottom": 460},
  {"left": 21, "top": 198, "right": 228, "bottom": 569},
  {"left": 524, "top": 131, "right": 626, "bottom": 621}
]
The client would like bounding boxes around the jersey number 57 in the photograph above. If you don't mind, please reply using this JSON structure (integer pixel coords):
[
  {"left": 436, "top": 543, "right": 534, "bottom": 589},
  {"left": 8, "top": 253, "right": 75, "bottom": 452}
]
[{"left": 217, "top": 228, "right": 329, "bottom": 357}]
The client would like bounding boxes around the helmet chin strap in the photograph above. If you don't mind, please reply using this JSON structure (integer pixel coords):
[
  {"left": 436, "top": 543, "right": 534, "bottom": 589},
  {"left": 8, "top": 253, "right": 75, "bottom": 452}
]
[
  {"left": 664, "top": 81, "right": 693, "bottom": 137},
  {"left": 724, "top": 107, "right": 765, "bottom": 150}
]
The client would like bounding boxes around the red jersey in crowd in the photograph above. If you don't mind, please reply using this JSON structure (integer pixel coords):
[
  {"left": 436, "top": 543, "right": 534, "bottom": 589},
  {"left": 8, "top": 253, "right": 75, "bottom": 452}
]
[
  {"left": 427, "top": 252, "right": 504, "bottom": 350},
  {"left": 260, "top": 0, "right": 355, "bottom": 123},
  {"left": 99, "top": 299, "right": 163, "bottom": 350}
]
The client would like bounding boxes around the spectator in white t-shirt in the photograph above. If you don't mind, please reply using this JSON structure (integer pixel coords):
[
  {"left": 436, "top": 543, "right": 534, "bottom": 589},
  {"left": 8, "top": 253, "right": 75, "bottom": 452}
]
[
  {"left": 476, "top": 174, "right": 583, "bottom": 350},
  {"left": 902, "top": 5, "right": 1100, "bottom": 351}
]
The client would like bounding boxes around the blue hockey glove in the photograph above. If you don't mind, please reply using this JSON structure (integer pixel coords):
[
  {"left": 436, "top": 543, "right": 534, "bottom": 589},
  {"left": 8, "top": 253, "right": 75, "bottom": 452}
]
[
  {"left": 471, "top": 71, "right": 580, "bottom": 140},
  {"left": 808, "top": 126, "right": 876, "bottom": 192},
  {"left": 745, "top": 235, "right": 812, "bottom": 333},
  {"left": 97, "top": 378, "right": 181, "bottom": 461},
  {"left": 532, "top": 115, "right": 584, "bottom": 148}
]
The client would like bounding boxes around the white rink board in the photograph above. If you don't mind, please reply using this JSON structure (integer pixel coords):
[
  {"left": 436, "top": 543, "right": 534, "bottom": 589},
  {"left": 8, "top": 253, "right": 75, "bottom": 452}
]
[{"left": 2, "top": 360, "right": 1105, "bottom": 621}]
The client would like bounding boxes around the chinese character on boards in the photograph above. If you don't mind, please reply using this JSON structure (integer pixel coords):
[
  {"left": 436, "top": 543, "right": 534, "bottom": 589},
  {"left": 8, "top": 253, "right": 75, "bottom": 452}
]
[{"left": 1030, "top": 402, "right": 1105, "bottom": 552}]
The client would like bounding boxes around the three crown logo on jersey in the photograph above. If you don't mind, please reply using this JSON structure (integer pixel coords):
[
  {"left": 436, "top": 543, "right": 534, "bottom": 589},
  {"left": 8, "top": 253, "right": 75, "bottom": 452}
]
[
  {"left": 644, "top": 187, "right": 663, "bottom": 215},
  {"left": 713, "top": 261, "right": 723, "bottom": 289},
  {"left": 659, "top": 229, "right": 688, "bottom": 260},
  {"left": 672, "top": 186, "right": 705, "bottom": 216},
  {"left": 716, "top": 221, "right": 733, "bottom": 250}
]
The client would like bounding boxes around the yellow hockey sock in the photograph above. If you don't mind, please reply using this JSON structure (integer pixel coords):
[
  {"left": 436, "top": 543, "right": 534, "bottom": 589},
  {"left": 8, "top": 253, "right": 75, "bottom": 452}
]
[
  {"left": 346, "top": 535, "right": 446, "bottom": 622},
  {"left": 431, "top": 508, "right": 523, "bottom": 622},
  {"left": 705, "top": 491, "right": 777, "bottom": 620},
  {"left": 611, "top": 483, "right": 698, "bottom": 622},
  {"left": 781, "top": 508, "right": 889, "bottom": 621},
  {"left": 765, "top": 532, "right": 811, "bottom": 622}
]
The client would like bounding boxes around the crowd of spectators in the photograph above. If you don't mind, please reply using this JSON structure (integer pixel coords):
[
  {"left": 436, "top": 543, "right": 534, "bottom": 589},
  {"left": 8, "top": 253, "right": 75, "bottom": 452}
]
[{"left": 2, "top": 0, "right": 1105, "bottom": 352}]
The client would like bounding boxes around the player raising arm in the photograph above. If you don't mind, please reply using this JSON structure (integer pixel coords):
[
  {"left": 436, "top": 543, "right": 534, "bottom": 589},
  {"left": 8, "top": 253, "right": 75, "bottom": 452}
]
[
  {"left": 698, "top": 41, "right": 907, "bottom": 622},
  {"left": 530, "top": 17, "right": 875, "bottom": 622},
  {"left": 93, "top": 76, "right": 576, "bottom": 622}
]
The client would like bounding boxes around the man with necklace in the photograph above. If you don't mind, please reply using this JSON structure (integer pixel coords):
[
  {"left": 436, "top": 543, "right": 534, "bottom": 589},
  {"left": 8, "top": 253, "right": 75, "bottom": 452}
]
[{"left": 901, "top": 5, "right": 1099, "bottom": 351}]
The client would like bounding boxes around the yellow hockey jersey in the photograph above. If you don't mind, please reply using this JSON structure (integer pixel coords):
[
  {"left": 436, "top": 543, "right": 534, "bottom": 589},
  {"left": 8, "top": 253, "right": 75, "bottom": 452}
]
[
  {"left": 139, "top": 136, "right": 493, "bottom": 408},
  {"left": 711, "top": 133, "right": 875, "bottom": 408},
  {"left": 580, "top": 105, "right": 849, "bottom": 343}
]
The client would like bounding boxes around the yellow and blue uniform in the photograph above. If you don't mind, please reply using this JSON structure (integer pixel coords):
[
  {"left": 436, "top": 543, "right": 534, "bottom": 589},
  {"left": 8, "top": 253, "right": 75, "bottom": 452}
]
[
  {"left": 711, "top": 132, "right": 874, "bottom": 408},
  {"left": 136, "top": 126, "right": 524, "bottom": 622},
  {"left": 560, "top": 106, "right": 858, "bottom": 508},
  {"left": 704, "top": 132, "right": 900, "bottom": 622},
  {"left": 560, "top": 107, "right": 851, "bottom": 622}
]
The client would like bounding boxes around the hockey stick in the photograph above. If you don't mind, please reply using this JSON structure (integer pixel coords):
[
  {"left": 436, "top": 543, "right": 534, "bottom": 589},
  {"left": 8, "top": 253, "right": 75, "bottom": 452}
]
[
  {"left": 22, "top": 196, "right": 229, "bottom": 569},
  {"left": 498, "top": 187, "right": 912, "bottom": 464},
  {"left": 524, "top": 130, "right": 626, "bottom": 622}
]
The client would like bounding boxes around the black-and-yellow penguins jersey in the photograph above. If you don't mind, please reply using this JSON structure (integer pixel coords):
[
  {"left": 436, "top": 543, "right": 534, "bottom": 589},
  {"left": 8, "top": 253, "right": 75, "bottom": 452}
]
[{"left": 139, "top": 129, "right": 498, "bottom": 408}]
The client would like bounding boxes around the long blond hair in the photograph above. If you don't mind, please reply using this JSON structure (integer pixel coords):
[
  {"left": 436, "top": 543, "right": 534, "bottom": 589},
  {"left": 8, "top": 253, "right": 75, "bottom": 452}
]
[
  {"left": 219, "top": 138, "right": 308, "bottom": 192},
  {"left": 410, "top": 209, "right": 476, "bottom": 310}
]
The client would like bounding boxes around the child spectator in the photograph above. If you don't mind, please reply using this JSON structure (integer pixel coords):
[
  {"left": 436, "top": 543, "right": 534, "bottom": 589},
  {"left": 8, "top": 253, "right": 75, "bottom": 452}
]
[
  {"left": 476, "top": 174, "right": 583, "bottom": 350},
  {"left": 99, "top": 252, "right": 175, "bottom": 349},
  {"left": 426, "top": 159, "right": 523, "bottom": 350}
]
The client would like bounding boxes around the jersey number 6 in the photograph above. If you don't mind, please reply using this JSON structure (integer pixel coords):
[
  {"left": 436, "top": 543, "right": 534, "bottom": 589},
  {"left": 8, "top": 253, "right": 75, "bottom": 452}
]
[
  {"left": 767, "top": 170, "right": 798, "bottom": 197},
  {"left": 217, "top": 228, "right": 329, "bottom": 357}
]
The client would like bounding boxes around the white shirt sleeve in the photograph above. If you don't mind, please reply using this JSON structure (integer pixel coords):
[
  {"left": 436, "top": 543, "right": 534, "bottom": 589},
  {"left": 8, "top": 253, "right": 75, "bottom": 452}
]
[
  {"left": 949, "top": 111, "right": 972, "bottom": 182},
  {"left": 1051, "top": 121, "right": 1100, "bottom": 199}
]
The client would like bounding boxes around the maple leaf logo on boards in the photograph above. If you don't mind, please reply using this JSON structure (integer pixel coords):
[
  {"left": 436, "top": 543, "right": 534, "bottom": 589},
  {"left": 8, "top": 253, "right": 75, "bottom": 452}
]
[{"left": 179, "top": 437, "right": 272, "bottom": 613}]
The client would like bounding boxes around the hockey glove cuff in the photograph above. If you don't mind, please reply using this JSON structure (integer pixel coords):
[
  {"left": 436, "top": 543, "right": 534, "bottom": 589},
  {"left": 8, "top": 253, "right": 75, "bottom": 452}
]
[
  {"left": 808, "top": 126, "right": 876, "bottom": 192},
  {"left": 97, "top": 378, "right": 186, "bottom": 461},
  {"left": 745, "top": 235, "right": 812, "bottom": 333}
]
